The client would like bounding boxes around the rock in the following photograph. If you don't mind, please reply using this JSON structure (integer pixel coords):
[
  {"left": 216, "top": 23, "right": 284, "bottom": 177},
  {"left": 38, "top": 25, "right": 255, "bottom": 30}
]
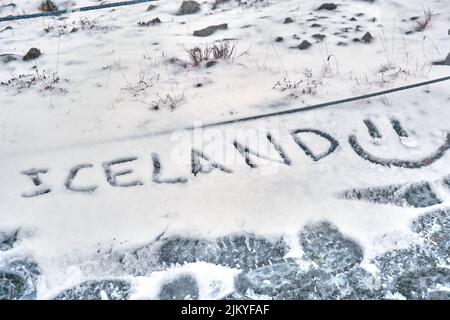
[
  {"left": 0, "top": 54, "right": 21, "bottom": 64},
  {"left": 394, "top": 268, "right": 450, "bottom": 299},
  {"left": 353, "top": 38, "right": 361, "bottom": 42},
  {"left": 344, "top": 182, "right": 441, "bottom": 208},
  {"left": 0, "top": 259, "right": 40, "bottom": 299},
  {"left": 146, "top": 4, "right": 157, "bottom": 11},
  {"left": 0, "top": 272, "right": 26, "bottom": 300},
  {"left": 206, "top": 60, "right": 217, "bottom": 68},
  {"left": 299, "top": 222, "right": 363, "bottom": 272},
  {"left": 283, "top": 17, "right": 294, "bottom": 24},
  {"left": 297, "top": 40, "right": 312, "bottom": 50},
  {"left": 373, "top": 246, "right": 438, "bottom": 289},
  {"left": 0, "top": 26, "right": 13, "bottom": 33},
  {"left": 23, "top": 48, "right": 41, "bottom": 61},
  {"left": 193, "top": 23, "right": 228, "bottom": 37},
  {"left": 317, "top": 3, "right": 338, "bottom": 11},
  {"left": 432, "top": 53, "right": 450, "bottom": 66},
  {"left": 275, "top": 36, "right": 284, "bottom": 42},
  {"left": 138, "top": 18, "right": 161, "bottom": 26},
  {"left": 55, "top": 280, "right": 131, "bottom": 300},
  {"left": 312, "top": 34, "right": 326, "bottom": 41},
  {"left": 234, "top": 262, "right": 309, "bottom": 298},
  {"left": 159, "top": 275, "right": 199, "bottom": 300},
  {"left": 0, "top": 230, "right": 17, "bottom": 251},
  {"left": 362, "top": 32, "right": 373, "bottom": 43},
  {"left": 235, "top": 262, "right": 379, "bottom": 300},
  {"left": 337, "top": 41, "right": 348, "bottom": 46},
  {"left": 177, "top": 1, "right": 200, "bottom": 15},
  {"left": 350, "top": 17, "right": 357, "bottom": 21},
  {"left": 444, "top": 53, "right": 450, "bottom": 65},
  {"left": 412, "top": 209, "right": 450, "bottom": 258},
  {"left": 0, "top": 3, "right": 16, "bottom": 9},
  {"left": 39, "top": 0, "right": 58, "bottom": 12},
  {"left": 212, "top": 0, "right": 230, "bottom": 10},
  {"left": 429, "top": 291, "right": 450, "bottom": 300},
  {"left": 158, "top": 234, "right": 286, "bottom": 270}
]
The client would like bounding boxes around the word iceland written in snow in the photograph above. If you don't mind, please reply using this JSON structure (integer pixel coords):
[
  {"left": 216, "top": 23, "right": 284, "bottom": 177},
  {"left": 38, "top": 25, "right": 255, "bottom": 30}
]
[{"left": 20, "top": 117, "right": 450, "bottom": 198}]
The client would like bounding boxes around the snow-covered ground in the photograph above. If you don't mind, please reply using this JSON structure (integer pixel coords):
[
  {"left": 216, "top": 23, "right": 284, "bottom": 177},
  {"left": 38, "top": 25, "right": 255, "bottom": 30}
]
[{"left": 0, "top": 0, "right": 450, "bottom": 300}]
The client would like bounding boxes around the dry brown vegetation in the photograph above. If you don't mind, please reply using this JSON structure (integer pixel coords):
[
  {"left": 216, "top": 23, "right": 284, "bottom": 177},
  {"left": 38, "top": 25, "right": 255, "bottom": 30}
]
[{"left": 186, "top": 42, "right": 236, "bottom": 67}]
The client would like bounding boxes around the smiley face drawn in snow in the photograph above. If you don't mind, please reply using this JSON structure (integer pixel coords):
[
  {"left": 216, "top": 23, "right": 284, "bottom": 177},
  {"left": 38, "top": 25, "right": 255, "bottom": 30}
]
[{"left": 349, "top": 118, "right": 450, "bottom": 168}]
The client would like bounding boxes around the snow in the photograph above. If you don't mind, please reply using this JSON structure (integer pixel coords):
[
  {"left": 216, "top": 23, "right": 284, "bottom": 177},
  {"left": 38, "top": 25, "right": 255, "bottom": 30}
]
[{"left": 0, "top": 0, "right": 450, "bottom": 299}]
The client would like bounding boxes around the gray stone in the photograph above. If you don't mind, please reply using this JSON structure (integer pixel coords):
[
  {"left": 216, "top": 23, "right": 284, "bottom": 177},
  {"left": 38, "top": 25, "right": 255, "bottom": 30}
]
[
  {"left": 412, "top": 209, "right": 450, "bottom": 259},
  {"left": 317, "top": 3, "right": 338, "bottom": 11},
  {"left": 299, "top": 222, "right": 363, "bottom": 272},
  {"left": 234, "top": 263, "right": 306, "bottom": 298},
  {"left": 55, "top": 280, "right": 131, "bottom": 300},
  {"left": 312, "top": 34, "right": 326, "bottom": 41},
  {"left": 362, "top": 32, "right": 374, "bottom": 43},
  {"left": 206, "top": 60, "right": 218, "bottom": 68},
  {"left": 159, "top": 275, "right": 199, "bottom": 300},
  {"left": 0, "top": 54, "right": 21, "bottom": 64},
  {"left": 343, "top": 182, "right": 441, "bottom": 208},
  {"left": 373, "top": 246, "right": 438, "bottom": 288},
  {"left": 445, "top": 53, "right": 450, "bottom": 66},
  {"left": 39, "top": 0, "right": 58, "bottom": 12},
  {"left": 158, "top": 234, "right": 287, "bottom": 270},
  {"left": 0, "top": 230, "right": 17, "bottom": 251},
  {"left": 0, "top": 259, "right": 40, "bottom": 299},
  {"left": 193, "top": 23, "right": 228, "bottom": 37},
  {"left": 297, "top": 40, "right": 312, "bottom": 50},
  {"left": 177, "top": 1, "right": 200, "bottom": 15},
  {"left": 0, "top": 272, "right": 26, "bottom": 300},
  {"left": 234, "top": 259, "right": 381, "bottom": 300},
  {"left": 23, "top": 48, "right": 41, "bottom": 61},
  {"left": 284, "top": 17, "right": 294, "bottom": 24},
  {"left": 394, "top": 268, "right": 450, "bottom": 299},
  {"left": 0, "top": 26, "right": 13, "bottom": 33}
]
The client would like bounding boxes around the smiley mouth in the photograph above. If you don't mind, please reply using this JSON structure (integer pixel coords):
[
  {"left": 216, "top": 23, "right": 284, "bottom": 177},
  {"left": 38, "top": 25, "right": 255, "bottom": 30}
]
[{"left": 348, "top": 133, "right": 450, "bottom": 169}]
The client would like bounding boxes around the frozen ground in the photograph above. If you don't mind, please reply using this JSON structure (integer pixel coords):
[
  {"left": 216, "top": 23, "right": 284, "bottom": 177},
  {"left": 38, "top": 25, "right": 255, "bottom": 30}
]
[{"left": 0, "top": 0, "right": 450, "bottom": 300}]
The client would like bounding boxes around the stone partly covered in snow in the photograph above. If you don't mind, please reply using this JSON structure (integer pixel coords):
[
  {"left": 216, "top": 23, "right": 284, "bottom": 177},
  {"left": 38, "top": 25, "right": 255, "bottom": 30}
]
[
  {"left": 394, "top": 268, "right": 450, "bottom": 300},
  {"left": 23, "top": 48, "right": 41, "bottom": 61},
  {"left": 362, "top": 32, "right": 374, "bottom": 43},
  {"left": 344, "top": 182, "right": 442, "bottom": 208},
  {"left": 433, "top": 52, "right": 450, "bottom": 66},
  {"left": 234, "top": 262, "right": 380, "bottom": 300},
  {"left": 158, "top": 234, "right": 287, "bottom": 270},
  {"left": 0, "top": 259, "right": 40, "bottom": 299},
  {"left": 55, "top": 280, "right": 131, "bottom": 300},
  {"left": 193, "top": 23, "right": 228, "bottom": 37},
  {"left": 0, "top": 230, "right": 17, "bottom": 251},
  {"left": 297, "top": 40, "right": 312, "bottom": 50},
  {"left": 0, "top": 272, "right": 26, "bottom": 300},
  {"left": 373, "top": 245, "right": 439, "bottom": 294},
  {"left": 234, "top": 263, "right": 307, "bottom": 298},
  {"left": 39, "top": 0, "right": 58, "bottom": 12},
  {"left": 317, "top": 3, "right": 338, "bottom": 11},
  {"left": 177, "top": 1, "right": 201, "bottom": 15},
  {"left": 159, "top": 274, "right": 199, "bottom": 300},
  {"left": 0, "top": 54, "right": 21, "bottom": 64},
  {"left": 299, "top": 221, "right": 363, "bottom": 272},
  {"left": 412, "top": 209, "right": 450, "bottom": 260}
]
